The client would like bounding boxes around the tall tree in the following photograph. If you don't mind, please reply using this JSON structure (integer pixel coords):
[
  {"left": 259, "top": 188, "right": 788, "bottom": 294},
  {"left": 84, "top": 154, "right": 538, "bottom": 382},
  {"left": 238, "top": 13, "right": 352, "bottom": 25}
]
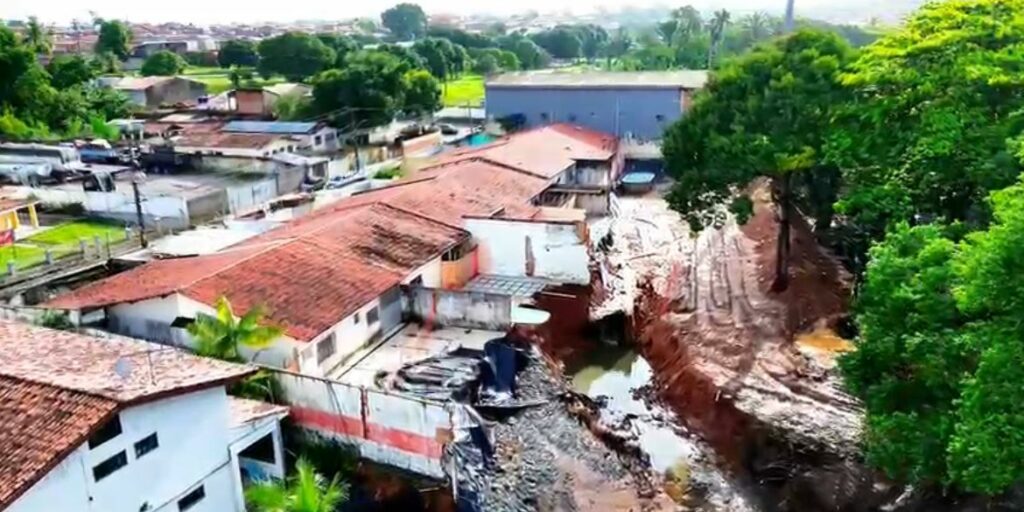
[
  {"left": 381, "top": 3, "right": 428, "bottom": 41},
  {"left": 828, "top": 0, "right": 1024, "bottom": 269},
  {"left": 403, "top": 69, "right": 440, "bottom": 117},
  {"left": 740, "top": 12, "right": 771, "bottom": 44},
  {"left": 498, "top": 35, "right": 549, "bottom": 69},
  {"left": 95, "top": 19, "right": 132, "bottom": 60},
  {"left": 25, "top": 17, "right": 52, "bottom": 56},
  {"left": 663, "top": 28, "right": 855, "bottom": 290},
  {"left": 218, "top": 39, "right": 259, "bottom": 68},
  {"left": 605, "top": 28, "right": 633, "bottom": 68},
  {"left": 246, "top": 458, "right": 348, "bottom": 512},
  {"left": 412, "top": 37, "right": 455, "bottom": 82},
  {"left": 257, "top": 32, "right": 335, "bottom": 81},
  {"left": 187, "top": 297, "right": 282, "bottom": 362},
  {"left": 46, "top": 55, "right": 96, "bottom": 89},
  {"left": 312, "top": 50, "right": 409, "bottom": 130},
  {"left": 531, "top": 27, "right": 582, "bottom": 60},
  {"left": 842, "top": 177, "right": 1024, "bottom": 495},
  {"left": 706, "top": 9, "right": 731, "bottom": 68},
  {"left": 139, "top": 50, "right": 186, "bottom": 76}
]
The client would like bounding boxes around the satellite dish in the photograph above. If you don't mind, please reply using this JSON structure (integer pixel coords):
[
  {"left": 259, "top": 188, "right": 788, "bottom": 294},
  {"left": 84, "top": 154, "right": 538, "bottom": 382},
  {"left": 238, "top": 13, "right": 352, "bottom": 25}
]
[{"left": 113, "top": 357, "right": 134, "bottom": 379}]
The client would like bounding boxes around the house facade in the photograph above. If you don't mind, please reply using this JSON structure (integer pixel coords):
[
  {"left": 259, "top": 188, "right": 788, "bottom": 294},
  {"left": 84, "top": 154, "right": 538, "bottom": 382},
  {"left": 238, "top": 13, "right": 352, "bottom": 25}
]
[
  {"left": 221, "top": 121, "right": 340, "bottom": 153},
  {"left": 0, "top": 321, "right": 288, "bottom": 512},
  {"left": 110, "top": 77, "right": 209, "bottom": 109},
  {"left": 485, "top": 71, "right": 708, "bottom": 139}
]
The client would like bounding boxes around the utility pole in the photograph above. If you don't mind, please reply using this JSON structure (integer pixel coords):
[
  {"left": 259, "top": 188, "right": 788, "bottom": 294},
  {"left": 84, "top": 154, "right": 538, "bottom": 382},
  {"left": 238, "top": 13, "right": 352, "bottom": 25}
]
[
  {"left": 784, "top": 0, "right": 796, "bottom": 32},
  {"left": 131, "top": 171, "right": 148, "bottom": 248}
]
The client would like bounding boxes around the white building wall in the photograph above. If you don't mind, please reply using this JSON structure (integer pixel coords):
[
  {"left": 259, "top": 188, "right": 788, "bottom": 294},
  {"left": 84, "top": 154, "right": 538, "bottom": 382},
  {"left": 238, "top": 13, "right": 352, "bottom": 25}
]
[
  {"left": 176, "top": 138, "right": 293, "bottom": 159},
  {"left": 403, "top": 256, "right": 443, "bottom": 288},
  {"left": 9, "top": 388, "right": 240, "bottom": 512},
  {"left": 300, "top": 298, "right": 383, "bottom": 377},
  {"left": 464, "top": 218, "right": 590, "bottom": 284}
]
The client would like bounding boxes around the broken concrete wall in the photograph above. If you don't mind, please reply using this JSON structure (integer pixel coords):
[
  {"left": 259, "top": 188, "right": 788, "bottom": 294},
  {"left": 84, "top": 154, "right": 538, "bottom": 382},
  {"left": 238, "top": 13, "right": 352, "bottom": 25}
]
[
  {"left": 464, "top": 217, "right": 590, "bottom": 285},
  {"left": 402, "top": 285, "right": 512, "bottom": 330},
  {"left": 271, "top": 368, "right": 452, "bottom": 478}
]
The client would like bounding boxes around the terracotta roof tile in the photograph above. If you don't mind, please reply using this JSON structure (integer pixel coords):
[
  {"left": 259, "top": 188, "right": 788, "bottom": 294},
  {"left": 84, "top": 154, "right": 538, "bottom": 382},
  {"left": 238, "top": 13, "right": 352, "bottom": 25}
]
[
  {"left": 0, "top": 320, "right": 255, "bottom": 509},
  {"left": 229, "top": 396, "right": 289, "bottom": 428}
]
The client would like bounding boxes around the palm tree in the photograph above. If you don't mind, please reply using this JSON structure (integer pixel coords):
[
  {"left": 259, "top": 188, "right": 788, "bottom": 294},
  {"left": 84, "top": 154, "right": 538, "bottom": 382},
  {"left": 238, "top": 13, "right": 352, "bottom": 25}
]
[
  {"left": 741, "top": 12, "right": 770, "bottom": 44},
  {"left": 187, "top": 296, "right": 282, "bottom": 362},
  {"left": 706, "top": 9, "right": 731, "bottom": 68},
  {"left": 25, "top": 17, "right": 53, "bottom": 56},
  {"left": 246, "top": 458, "right": 348, "bottom": 512}
]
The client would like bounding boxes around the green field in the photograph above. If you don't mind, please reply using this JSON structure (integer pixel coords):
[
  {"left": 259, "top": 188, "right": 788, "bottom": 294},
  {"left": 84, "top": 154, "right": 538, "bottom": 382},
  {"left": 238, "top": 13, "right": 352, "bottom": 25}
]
[
  {"left": 443, "top": 74, "right": 485, "bottom": 107},
  {"left": 181, "top": 66, "right": 285, "bottom": 94},
  {"left": 0, "top": 221, "right": 129, "bottom": 272}
]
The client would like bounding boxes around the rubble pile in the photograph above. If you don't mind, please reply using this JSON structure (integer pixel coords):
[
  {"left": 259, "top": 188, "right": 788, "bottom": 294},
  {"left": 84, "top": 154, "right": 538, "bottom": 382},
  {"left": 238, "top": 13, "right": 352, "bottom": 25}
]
[{"left": 443, "top": 348, "right": 675, "bottom": 512}]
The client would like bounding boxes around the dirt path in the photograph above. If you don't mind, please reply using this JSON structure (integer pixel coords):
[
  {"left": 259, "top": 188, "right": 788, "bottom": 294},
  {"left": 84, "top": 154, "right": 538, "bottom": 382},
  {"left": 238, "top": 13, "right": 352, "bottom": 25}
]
[{"left": 591, "top": 188, "right": 875, "bottom": 510}]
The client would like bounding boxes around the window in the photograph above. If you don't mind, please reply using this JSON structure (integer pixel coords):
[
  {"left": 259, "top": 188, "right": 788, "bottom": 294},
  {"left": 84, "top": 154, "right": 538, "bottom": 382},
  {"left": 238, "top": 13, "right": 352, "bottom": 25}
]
[
  {"left": 92, "top": 451, "right": 128, "bottom": 481},
  {"left": 409, "top": 275, "right": 423, "bottom": 287},
  {"left": 366, "top": 306, "right": 379, "bottom": 325},
  {"left": 314, "top": 135, "right": 323, "bottom": 145},
  {"left": 655, "top": 114, "right": 666, "bottom": 122},
  {"left": 177, "top": 486, "right": 205, "bottom": 511},
  {"left": 88, "top": 416, "right": 122, "bottom": 449},
  {"left": 134, "top": 433, "right": 159, "bottom": 458},
  {"left": 568, "top": 114, "right": 577, "bottom": 122},
  {"left": 239, "top": 433, "right": 276, "bottom": 464},
  {"left": 353, "top": 312, "right": 361, "bottom": 324},
  {"left": 316, "top": 333, "right": 336, "bottom": 364},
  {"left": 540, "top": 112, "right": 550, "bottom": 122}
]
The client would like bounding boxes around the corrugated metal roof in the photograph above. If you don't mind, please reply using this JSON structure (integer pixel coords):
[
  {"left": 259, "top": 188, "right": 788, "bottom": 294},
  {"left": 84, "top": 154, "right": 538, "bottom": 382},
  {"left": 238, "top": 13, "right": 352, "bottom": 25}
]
[
  {"left": 222, "top": 121, "right": 320, "bottom": 134},
  {"left": 487, "top": 70, "right": 709, "bottom": 90}
]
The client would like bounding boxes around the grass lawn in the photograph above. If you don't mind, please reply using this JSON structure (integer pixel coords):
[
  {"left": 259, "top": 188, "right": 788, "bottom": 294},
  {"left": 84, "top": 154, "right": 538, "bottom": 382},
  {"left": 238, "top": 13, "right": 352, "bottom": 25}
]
[
  {"left": 0, "top": 244, "right": 47, "bottom": 270},
  {"left": 443, "top": 74, "right": 485, "bottom": 107},
  {"left": 29, "top": 220, "right": 126, "bottom": 246}
]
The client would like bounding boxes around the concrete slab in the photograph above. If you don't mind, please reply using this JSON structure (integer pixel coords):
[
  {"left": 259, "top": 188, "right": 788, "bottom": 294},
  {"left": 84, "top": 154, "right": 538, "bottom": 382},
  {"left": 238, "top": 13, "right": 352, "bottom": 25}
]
[{"left": 329, "top": 323, "right": 503, "bottom": 388}]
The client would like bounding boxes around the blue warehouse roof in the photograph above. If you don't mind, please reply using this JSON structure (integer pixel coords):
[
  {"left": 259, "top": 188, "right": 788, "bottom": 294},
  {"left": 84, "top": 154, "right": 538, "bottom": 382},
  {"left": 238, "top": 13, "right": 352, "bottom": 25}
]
[{"left": 222, "top": 121, "right": 320, "bottom": 135}]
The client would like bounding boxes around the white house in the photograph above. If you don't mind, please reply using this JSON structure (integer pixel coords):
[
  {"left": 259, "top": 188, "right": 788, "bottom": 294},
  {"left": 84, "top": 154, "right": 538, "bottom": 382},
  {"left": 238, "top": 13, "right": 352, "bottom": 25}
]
[
  {"left": 0, "top": 320, "right": 288, "bottom": 512},
  {"left": 45, "top": 202, "right": 469, "bottom": 378}
]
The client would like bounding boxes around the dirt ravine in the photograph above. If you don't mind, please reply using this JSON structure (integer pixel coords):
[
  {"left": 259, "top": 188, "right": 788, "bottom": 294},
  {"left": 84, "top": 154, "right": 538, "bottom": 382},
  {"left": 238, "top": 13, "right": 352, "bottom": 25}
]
[{"left": 590, "top": 187, "right": 896, "bottom": 511}]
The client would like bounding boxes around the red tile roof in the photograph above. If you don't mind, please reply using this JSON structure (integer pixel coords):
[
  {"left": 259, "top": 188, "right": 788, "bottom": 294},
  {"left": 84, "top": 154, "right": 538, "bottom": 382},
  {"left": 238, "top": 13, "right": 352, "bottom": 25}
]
[
  {"left": 47, "top": 203, "right": 468, "bottom": 341},
  {"left": 427, "top": 123, "right": 618, "bottom": 179},
  {"left": 176, "top": 132, "right": 284, "bottom": 150},
  {"left": 0, "top": 320, "right": 255, "bottom": 509}
]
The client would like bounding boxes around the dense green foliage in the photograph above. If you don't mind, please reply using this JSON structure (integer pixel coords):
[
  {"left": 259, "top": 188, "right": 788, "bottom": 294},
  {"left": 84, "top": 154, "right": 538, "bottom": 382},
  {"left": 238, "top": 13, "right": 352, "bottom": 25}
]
[
  {"left": 0, "top": 27, "right": 131, "bottom": 141},
  {"left": 663, "top": 28, "right": 855, "bottom": 289},
  {"left": 95, "top": 19, "right": 132, "bottom": 59},
  {"left": 842, "top": 178, "right": 1024, "bottom": 495},
  {"left": 187, "top": 296, "right": 282, "bottom": 362},
  {"left": 140, "top": 50, "right": 186, "bottom": 76},
  {"left": 311, "top": 50, "right": 413, "bottom": 129},
  {"left": 218, "top": 39, "right": 259, "bottom": 68},
  {"left": 246, "top": 458, "right": 348, "bottom": 512},
  {"left": 257, "top": 32, "right": 335, "bottom": 81},
  {"left": 403, "top": 69, "right": 442, "bottom": 116},
  {"left": 381, "top": 2, "right": 428, "bottom": 40}
]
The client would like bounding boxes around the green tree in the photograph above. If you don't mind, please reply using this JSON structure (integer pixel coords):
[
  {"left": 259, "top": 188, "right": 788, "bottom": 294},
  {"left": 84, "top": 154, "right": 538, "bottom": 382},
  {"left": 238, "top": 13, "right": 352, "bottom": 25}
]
[
  {"left": 257, "top": 32, "right": 335, "bottom": 82},
  {"left": 472, "top": 54, "right": 498, "bottom": 75},
  {"left": 379, "top": 43, "right": 426, "bottom": 70},
  {"left": 412, "top": 37, "right": 455, "bottom": 82},
  {"left": 315, "top": 34, "right": 359, "bottom": 67},
  {"left": 91, "top": 51, "right": 121, "bottom": 74},
  {"left": 403, "top": 69, "right": 440, "bottom": 117},
  {"left": 605, "top": 28, "right": 633, "bottom": 68},
  {"left": 24, "top": 17, "right": 53, "bottom": 55},
  {"left": 706, "top": 9, "right": 731, "bottom": 67},
  {"left": 381, "top": 3, "right": 427, "bottom": 40},
  {"left": 829, "top": 0, "right": 1024, "bottom": 262},
  {"left": 47, "top": 55, "right": 97, "bottom": 89},
  {"left": 140, "top": 50, "right": 186, "bottom": 76},
  {"left": 246, "top": 458, "right": 348, "bottom": 512},
  {"left": 312, "top": 50, "right": 409, "bottom": 130},
  {"left": 842, "top": 178, "right": 1024, "bottom": 495},
  {"left": 218, "top": 39, "right": 259, "bottom": 68},
  {"left": 95, "top": 20, "right": 132, "bottom": 60},
  {"left": 498, "top": 35, "right": 549, "bottom": 69},
  {"left": 662, "top": 29, "right": 855, "bottom": 290},
  {"left": 531, "top": 27, "right": 582, "bottom": 60},
  {"left": 186, "top": 296, "right": 282, "bottom": 362}
]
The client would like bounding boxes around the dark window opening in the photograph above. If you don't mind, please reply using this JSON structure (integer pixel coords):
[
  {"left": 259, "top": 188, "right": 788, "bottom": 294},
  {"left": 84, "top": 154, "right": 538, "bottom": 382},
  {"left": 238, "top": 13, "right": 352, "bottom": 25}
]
[
  {"left": 92, "top": 451, "right": 128, "bottom": 481},
  {"left": 540, "top": 112, "right": 550, "bottom": 122},
  {"left": 366, "top": 306, "right": 379, "bottom": 325},
  {"left": 178, "top": 486, "right": 205, "bottom": 511},
  {"left": 409, "top": 275, "right": 423, "bottom": 287},
  {"left": 353, "top": 312, "right": 360, "bottom": 324},
  {"left": 88, "top": 416, "right": 122, "bottom": 449},
  {"left": 316, "top": 333, "right": 336, "bottom": 364},
  {"left": 655, "top": 114, "right": 665, "bottom": 122},
  {"left": 134, "top": 433, "right": 159, "bottom": 459},
  {"left": 568, "top": 114, "right": 577, "bottom": 122},
  {"left": 239, "top": 433, "right": 276, "bottom": 464}
]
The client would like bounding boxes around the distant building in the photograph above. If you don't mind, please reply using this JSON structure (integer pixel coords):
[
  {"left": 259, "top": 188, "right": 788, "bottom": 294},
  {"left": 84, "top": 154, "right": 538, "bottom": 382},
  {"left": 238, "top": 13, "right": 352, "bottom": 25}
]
[
  {"left": 221, "top": 121, "right": 339, "bottom": 153},
  {"left": 232, "top": 83, "right": 312, "bottom": 117},
  {"left": 105, "top": 76, "right": 208, "bottom": 109},
  {"left": 0, "top": 320, "right": 288, "bottom": 512},
  {"left": 485, "top": 70, "right": 708, "bottom": 139}
]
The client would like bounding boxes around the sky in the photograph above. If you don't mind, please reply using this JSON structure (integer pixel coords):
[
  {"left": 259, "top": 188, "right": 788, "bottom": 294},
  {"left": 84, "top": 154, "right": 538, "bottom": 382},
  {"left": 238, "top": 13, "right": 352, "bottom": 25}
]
[{"left": 4, "top": 0, "right": 912, "bottom": 25}]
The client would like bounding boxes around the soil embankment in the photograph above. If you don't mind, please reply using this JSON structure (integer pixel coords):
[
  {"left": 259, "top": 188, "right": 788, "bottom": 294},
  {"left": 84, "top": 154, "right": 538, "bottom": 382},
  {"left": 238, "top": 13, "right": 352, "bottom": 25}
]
[{"left": 589, "top": 185, "right": 891, "bottom": 511}]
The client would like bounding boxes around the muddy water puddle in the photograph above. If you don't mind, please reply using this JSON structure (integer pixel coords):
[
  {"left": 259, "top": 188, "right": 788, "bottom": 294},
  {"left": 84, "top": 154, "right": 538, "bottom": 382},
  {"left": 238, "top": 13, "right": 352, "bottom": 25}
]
[{"left": 569, "top": 344, "right": 698, "bottom": 472}]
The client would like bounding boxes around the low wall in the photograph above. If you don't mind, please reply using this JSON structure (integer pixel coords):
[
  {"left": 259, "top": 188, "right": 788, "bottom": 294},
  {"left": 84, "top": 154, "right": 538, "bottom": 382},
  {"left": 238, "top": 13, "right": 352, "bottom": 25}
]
[
  {"left": 402, "top": 285, "right": 512, "bottom": 331},
  {"left": 272, "top": 370, "right": 452, "bottom": 478}
]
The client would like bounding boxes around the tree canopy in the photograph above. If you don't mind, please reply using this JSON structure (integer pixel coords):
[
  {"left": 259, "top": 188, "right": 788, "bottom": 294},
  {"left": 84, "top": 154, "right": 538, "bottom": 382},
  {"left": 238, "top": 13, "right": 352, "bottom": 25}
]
[
  {"left": 140, "top": 50, "right": 186, "bottom": 76},
  {"left": 218, "top": 39, "right": 259, "bottom": 68},
  {"left": 311, "top": 50, "right": 411, "bottom": 131},
  {"left": 257, "top": 32, "right": 335, "bottom": 82},
  {"left": 381, "top": 3, "right": 428, "bottom": 40},
  {"left": 531, "top": 27, "right": 583, "bottom": 60},
  {"left": 663, "top": 28, "right": 855, "bottom": 289},
  {"left": 95, "top": 19, "right": 132, "bottom": 60},
  {"left": 403, "top": 69, "right": 441, "bottom": 117},
  {"left": 46, "top": 55, "right": 96, "bottom": 89}
]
